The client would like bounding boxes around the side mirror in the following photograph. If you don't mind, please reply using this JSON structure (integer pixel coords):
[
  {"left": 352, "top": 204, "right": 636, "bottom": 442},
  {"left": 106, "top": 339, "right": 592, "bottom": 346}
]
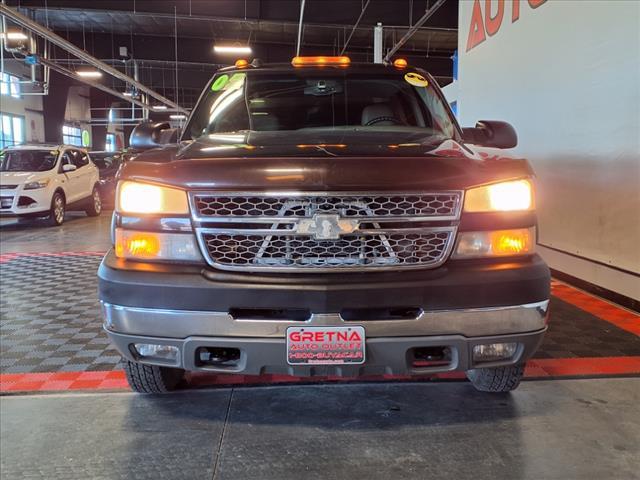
[
  {"left": 129, "top": 121, "right": 179, "bottom": 150},
  {"left": 462, "top": 120, "right": 517, "bottom": 149},
  {"left": 62, "top": 163, "right": 77, "bottom": 172}
]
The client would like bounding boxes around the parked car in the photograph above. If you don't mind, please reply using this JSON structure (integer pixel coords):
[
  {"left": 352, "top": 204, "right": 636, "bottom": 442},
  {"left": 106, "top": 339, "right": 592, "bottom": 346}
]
[
  {"left": 0, "top": 145, "right": 102, "bottom": 226},
  {"left": 90, "top": 150, "right": 124, "bottom": 204},
  {"left": 98, "top": 57, "right": 550, "bottom": 393}
]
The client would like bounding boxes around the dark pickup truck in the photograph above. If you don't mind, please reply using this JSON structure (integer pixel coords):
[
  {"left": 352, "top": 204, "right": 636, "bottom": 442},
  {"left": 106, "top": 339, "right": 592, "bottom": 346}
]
[{"left": 98, "top": 57, "right": 550, "bottom": 393}]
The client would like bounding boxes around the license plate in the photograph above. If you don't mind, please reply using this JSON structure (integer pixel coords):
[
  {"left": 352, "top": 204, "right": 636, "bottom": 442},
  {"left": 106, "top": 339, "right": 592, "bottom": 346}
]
[{"left": 286, "top": 326, "right": 366, "bottom": 365}]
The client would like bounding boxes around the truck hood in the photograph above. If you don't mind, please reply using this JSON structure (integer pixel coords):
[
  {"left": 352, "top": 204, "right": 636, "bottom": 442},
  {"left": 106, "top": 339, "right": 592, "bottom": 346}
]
[{"left": 122, "top": 130, "right": 534, "bottom": 191}]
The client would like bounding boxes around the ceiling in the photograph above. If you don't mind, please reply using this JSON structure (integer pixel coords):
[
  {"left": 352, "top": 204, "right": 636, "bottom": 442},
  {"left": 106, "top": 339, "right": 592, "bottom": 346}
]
[{"left": 4, "top": 0, "right": 459, "bottom": 110}]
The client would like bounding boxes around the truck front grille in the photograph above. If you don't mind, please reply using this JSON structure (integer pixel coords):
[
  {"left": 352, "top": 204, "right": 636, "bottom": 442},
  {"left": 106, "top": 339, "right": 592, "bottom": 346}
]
[
  {"left": 190, "top": 191, "right": 462, "bottom": 272},
  {"left": 201, "top": 231, "right": 453, "bottom": 270},
  {"left": 193, "top": 193, "right": 460, "bottom": 219}
]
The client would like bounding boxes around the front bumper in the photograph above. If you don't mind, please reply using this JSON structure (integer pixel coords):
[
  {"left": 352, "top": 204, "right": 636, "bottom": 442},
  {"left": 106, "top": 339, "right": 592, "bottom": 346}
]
[
  {"left": 0, "top": 187, "right": 51, "bottom": 216},
  {"left": 103, "top": 302, "right": 547, "bottom": 376},
  {"left": 99, "top": 252, "right": 550, "bottom": 376}
]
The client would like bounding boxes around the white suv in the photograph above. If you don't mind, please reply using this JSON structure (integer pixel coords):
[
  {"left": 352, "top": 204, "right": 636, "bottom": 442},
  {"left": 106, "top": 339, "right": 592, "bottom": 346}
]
[{"left": 0, "top": 145, "right": 102, "bottom": 226}]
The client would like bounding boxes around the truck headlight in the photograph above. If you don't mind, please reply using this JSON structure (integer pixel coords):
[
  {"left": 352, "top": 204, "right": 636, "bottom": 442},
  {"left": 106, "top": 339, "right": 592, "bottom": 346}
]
[
  {"left": 464, "top": 179, "right": 534, "bottom": 212},
  {"left": 23, "top": 179, "right": 50, "bottom": 190},
  {"left": 114, "top": 228, "right": 202, "bottom": 262},
  {"left": 453, "top": 227, "right": 534, "bottom": 259},
  {"left": 116, "top": 181, "right": 189, "bottom": 214}
]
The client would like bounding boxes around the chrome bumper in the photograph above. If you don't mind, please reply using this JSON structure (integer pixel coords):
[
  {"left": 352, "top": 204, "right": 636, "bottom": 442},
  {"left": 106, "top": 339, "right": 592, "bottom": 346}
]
[
  {"left": 102, "top": 301, "right": 549, "bottom": 376},
  {"left": 102, "top": 300, "right": 549, "bottom": 339}
]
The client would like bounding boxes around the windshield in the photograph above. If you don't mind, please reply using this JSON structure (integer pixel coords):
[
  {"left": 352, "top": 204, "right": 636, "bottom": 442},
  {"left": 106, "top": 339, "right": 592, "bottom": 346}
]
[
  {"left": 185, "top": 69, "right": 458, "bottom": 141},
  {"left": 0, "top": 150, "right": 58, "bottom": 172}
]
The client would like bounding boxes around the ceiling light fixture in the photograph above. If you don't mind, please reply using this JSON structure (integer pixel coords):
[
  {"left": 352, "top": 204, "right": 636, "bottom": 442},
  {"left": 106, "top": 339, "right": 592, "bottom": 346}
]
[
  {"left": 214, "top": 45, "right": 252, "bottom": 55},
  {"left": 152, "top": 105, "right": 168, "bottom": 111},
  {"left": 170, "top": 114, "right": 186, "bottom": 120},
  {"left": 76, "top": 69, "right": 103, "bottom": 78},
  {"left": 3, "top": 31, "right": 28, "bottom": 41}
]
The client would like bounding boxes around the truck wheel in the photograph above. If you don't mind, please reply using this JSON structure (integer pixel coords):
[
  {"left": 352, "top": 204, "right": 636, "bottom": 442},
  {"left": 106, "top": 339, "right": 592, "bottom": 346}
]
[
  {"left": 466, "top": 363, "right": 525, "bottom": 393},
  {"left": 85, "top": 186, "right": 102, "bottom": 216},
  {"left": 123, "top": 360, "right": 184, "bottom": 393},
  {"left": 48, "top": 192, "right": 66, "bottom": 226}
]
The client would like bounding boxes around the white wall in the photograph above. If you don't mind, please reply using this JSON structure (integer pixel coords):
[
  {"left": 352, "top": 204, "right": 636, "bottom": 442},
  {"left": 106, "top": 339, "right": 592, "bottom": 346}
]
[
  {"left": 64, "top": 85, "right": 92, "bottom": 147},
  {"left": 0, "top": 59, "right": 45, "bottom": 143},
  {"left": 457, "top": 0, "right": 640, "bottom": 300}
]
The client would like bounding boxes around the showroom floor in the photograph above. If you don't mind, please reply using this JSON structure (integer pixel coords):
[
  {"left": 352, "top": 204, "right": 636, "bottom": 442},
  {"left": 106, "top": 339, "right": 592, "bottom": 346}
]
[{"left": 1, "top": 212, "right": 639, "bottom": 479}]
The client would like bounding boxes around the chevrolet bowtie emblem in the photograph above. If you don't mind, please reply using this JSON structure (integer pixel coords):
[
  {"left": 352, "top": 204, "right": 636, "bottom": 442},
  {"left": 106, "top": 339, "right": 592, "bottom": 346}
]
[{"left": 296, "top": 214, "right": 359, "bottom": 240}]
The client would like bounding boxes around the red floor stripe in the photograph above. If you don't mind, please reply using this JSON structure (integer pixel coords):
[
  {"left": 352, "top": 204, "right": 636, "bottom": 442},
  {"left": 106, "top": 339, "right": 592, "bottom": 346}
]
[
  {"left": 551, "top": 281, "right": 640, "bottom": 336},
  {"left": 2, "top": 357, "right": 638, "bottom": 393}
]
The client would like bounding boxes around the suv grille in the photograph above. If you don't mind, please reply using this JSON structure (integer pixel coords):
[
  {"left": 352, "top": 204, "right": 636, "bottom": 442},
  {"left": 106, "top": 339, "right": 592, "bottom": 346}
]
[{"left": 191, "top": 191, "right": 462, "bottom": 272}]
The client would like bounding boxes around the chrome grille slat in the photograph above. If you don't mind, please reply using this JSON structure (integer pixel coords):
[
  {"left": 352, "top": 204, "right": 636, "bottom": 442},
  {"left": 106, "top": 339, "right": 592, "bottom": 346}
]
[
  {"left": 192, "top": 192, "right": 462, "bottom": 222},
  {"left": 190, "top": 191, "right": 462, "bottom": 272},
  {"left": 200, "top": 231, "right": 455, "bottom": 270}
]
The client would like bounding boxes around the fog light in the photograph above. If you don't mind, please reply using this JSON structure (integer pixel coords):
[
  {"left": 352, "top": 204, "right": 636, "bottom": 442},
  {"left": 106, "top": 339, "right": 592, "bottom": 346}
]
[
  {"left": 134, "top": 343, "right": 179, "bottom": 361},
  {"left": 472, "top": 342, "right": 518, "bottom": 362}
]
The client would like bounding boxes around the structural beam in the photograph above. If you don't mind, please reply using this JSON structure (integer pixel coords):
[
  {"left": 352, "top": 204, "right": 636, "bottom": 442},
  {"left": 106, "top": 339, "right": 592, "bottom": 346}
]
[
  {"left": 383, "top": 0, "right": 446, "bottom": 62},
  {"left": 296, "top": 0, "right": 306, "bottom": 56},
  {"left": 340, "top": 0, "right": 371, "bottom": 55},
  {"left": 0, "top": 3, "right": 187, "bottom": 113},
  {"left": 38, "top": 57, "right": 152, "bottom": 112}
]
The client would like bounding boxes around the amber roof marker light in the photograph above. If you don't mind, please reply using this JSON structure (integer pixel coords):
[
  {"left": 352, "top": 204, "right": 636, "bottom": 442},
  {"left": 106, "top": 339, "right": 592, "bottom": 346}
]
[
  {"left": 393, "top": 58, "right": 408, "bottom": 68},
  {"left": 291, "top": 56, "right": 351, "bottom": 67},
  {"left": 234, "top": 59, "right": 250, "bottom": 68}
]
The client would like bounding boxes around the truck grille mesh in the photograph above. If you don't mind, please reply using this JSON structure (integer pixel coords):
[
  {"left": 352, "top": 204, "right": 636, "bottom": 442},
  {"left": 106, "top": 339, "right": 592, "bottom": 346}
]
[
  {"left": 202, "top": 232, "right": 452, "bottom": 269},
  {"left": 193, "top": 193, "right": 460, "bottom": 218},
  {"left": 191, "top": 191, "right": 462, "bottom": 272}
]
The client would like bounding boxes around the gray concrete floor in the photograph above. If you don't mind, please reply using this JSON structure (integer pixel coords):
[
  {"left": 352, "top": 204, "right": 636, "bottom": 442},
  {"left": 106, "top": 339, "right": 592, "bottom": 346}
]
[
  {"left": 1, "top": 379, "right": 639, "bottom": 480},
  {"left": 0, "top": 211, "right": 113, "bottom": 254}
]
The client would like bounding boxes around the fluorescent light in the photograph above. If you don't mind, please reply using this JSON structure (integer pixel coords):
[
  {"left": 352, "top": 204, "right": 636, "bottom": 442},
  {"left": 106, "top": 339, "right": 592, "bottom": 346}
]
[
  {"left": 170, "top": 114, "right": 186, "bottom": 120},
  {"left": 123, "top": 91, "right": 133, "bottom": 97},
  {"left": 4, "top": 32, "right": 28, "bottom": 41},
  {"left": 76, "top": 69, "right": 103, "bottom": 78},
  {"left": 214, "top": 45, "right": 252, "bottom": 55},
  {"left": 152, "top": 105, "right": 168, "bottom": 111}
]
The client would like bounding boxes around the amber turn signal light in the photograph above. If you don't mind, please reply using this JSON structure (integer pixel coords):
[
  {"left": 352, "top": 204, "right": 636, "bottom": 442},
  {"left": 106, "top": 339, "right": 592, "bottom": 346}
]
[
  {"left": 115, "top": 231, "right": 161, "bottom": 259},
  {"left": 114, "top": 229, "right": 203, "bottom": 262},
  {"left": 453, "top": 228, "right": 535, "bottom": 259},
  {"left": 393, "top": 58, "right": 408, "bottom": 68},
  {"left": 291, "top": 56, "right": 351, "bottom": 67}
]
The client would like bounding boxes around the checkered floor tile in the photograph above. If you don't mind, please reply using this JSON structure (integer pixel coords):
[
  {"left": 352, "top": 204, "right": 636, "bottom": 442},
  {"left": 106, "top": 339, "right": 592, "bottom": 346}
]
[
  {"left": 1, "top": 253, "right": 639, "bottom": 375},
  {"left": 1, "top": 254, "right": 121, "bottom": 374}
]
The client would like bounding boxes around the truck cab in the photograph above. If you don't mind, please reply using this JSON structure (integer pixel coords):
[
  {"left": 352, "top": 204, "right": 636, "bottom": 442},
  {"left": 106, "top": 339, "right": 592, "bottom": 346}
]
[{"left": 98, "top": 57, "right": 550, "bottom": 393}]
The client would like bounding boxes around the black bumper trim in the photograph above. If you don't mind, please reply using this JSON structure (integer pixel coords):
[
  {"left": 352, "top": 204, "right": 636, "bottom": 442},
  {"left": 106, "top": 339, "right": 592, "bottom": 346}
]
[{"left": 98, "top": 251, "right": 550, "bottom": 313}]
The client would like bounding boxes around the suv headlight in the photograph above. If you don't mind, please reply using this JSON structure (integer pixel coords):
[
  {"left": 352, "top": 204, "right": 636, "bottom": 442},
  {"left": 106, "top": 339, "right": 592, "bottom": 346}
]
[
  {"left": 23, "top": 179, "right": 50, "bottom": 190},
  {"left": 116, "top": 181, "right": 189, "bottom": 214},
  {"left": 464, "top": 179, "right": 534, "bottom": 213}
]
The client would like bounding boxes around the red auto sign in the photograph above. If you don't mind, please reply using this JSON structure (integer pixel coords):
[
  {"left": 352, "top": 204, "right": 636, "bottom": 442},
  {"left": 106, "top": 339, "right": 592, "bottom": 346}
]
[{"left": 286, "top": 326, "right": 366, "bottom": 365}]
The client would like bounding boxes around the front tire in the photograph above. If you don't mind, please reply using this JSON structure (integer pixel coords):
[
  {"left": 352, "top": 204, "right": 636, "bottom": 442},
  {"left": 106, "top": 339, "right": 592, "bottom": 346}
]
[
  {"left": 85, "top": 186, "right": 102, "bottom": 216},
  {"left": 466, "top": 363, "right": 525, "bottom": 393},
  {"left": 123, "top": 360, "right": 184, "bottom": 393},
  {"left": 48, "top": 192, "right": 66, "bottom": 226}
]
